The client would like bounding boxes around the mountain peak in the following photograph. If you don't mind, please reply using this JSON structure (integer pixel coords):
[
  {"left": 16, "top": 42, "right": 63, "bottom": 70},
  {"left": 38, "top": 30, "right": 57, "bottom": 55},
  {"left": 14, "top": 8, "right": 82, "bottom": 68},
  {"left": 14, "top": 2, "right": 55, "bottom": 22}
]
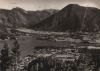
[
  {"left": 12, "top": 7, "right": 25, "bottom": 11},
  {"left": 11, "top": 7, "right": 29, "bottom": 15},
  {"left": 64, "top": 4, "right": 81, "bottom": 8},
  {"left": 33, "top": 4, "right": 100, "bottom": 32},
  {"left": 67, "top": 4, "right": 80, "bottom": 7},
  {"left": 11, "top": 7, "right": 27, "bottom": 13}
]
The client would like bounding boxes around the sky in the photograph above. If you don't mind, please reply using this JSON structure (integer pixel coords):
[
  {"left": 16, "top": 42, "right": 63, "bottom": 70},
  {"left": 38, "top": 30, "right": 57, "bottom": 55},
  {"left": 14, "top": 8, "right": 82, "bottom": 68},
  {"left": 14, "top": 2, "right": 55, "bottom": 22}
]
[{"left": 0, "top": 0, "right": 100, "bottom": 11}]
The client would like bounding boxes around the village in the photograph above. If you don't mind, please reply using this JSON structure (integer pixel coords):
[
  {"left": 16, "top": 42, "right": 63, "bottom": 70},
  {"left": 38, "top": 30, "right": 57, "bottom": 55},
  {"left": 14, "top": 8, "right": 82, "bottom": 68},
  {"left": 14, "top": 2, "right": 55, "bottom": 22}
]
[
  {"left": 11, "top": 29, "right": 100, "bottom": 71},
  {"left": 0, "top": 29, "right": 99, "bottom": 71}
]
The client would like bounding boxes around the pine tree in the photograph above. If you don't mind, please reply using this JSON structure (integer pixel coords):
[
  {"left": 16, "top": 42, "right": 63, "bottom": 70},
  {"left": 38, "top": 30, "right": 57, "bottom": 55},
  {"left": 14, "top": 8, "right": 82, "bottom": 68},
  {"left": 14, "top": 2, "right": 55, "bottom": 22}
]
[
  {"left": 0, "top": 42, "right": 10, "bottom": 71},
  {"left": 11, "top": 39, "right": 21, "bottom": 71}
]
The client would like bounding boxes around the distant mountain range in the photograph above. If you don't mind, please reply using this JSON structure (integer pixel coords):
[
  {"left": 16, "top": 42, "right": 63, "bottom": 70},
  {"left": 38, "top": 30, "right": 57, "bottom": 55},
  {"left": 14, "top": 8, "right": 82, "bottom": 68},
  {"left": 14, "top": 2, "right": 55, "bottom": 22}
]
[
  {"left": 33, "top": 4, "right": 100, "bottom": 32},
  {"left": 1, "top": 4, "right": 100, "bottom": 33},
  {"left": 0, "top": 7, "right": 58, "bottom": 33}
]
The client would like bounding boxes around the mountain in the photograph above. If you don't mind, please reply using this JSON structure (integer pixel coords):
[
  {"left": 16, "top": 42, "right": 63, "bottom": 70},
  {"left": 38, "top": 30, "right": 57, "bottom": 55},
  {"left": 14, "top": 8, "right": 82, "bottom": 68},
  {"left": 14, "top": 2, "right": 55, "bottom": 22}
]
[
  {"left": 0, "top": 7, "right": 58, "bottom": 32},
  {"left": 26, "top": 9, "right": 58, "bottom": 28},
  {"left": 33, "top": 4, "right": 100, "bottom": 32}
]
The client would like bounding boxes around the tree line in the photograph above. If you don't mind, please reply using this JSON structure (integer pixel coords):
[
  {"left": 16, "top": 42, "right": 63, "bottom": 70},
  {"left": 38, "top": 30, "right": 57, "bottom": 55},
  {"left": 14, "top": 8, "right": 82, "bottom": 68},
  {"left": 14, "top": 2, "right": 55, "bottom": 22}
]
[{"left": 0, "top": 39, "right": 21, "bottom": 71}]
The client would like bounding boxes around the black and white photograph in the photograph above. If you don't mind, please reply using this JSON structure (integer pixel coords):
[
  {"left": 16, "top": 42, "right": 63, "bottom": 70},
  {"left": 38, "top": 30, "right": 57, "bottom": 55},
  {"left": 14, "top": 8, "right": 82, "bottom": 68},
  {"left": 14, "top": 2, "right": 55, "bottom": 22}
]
[{"left": 0, "top": 0, "right": 100, "bottom": 71}]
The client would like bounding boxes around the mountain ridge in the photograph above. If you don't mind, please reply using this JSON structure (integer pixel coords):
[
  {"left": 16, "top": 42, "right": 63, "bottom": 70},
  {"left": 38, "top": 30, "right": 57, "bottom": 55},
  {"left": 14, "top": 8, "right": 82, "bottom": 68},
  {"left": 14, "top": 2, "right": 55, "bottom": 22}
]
[
  {"left": 0, "top": 7, "right": 58, "bottom": 31},
  {"left": 33, "top": 4, "right": 100, "bottom": 32}
]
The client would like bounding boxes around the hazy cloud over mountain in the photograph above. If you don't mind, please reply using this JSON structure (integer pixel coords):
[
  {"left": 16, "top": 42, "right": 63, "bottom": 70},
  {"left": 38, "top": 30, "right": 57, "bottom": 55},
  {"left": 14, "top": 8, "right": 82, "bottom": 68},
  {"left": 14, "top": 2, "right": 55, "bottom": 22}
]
[{"left": 0, "top": 0, "right": 100, "bottom": 10}]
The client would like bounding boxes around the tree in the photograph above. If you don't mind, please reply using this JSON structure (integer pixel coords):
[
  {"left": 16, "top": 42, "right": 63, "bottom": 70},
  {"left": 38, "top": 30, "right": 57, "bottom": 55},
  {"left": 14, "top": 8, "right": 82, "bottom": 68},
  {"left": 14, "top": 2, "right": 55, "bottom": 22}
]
[
  {"left": 0, "top": 42, "right": 10, "bottom": 71},
  {"left": 11, "top": 39, "right": 21, "bottom": 71}
]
